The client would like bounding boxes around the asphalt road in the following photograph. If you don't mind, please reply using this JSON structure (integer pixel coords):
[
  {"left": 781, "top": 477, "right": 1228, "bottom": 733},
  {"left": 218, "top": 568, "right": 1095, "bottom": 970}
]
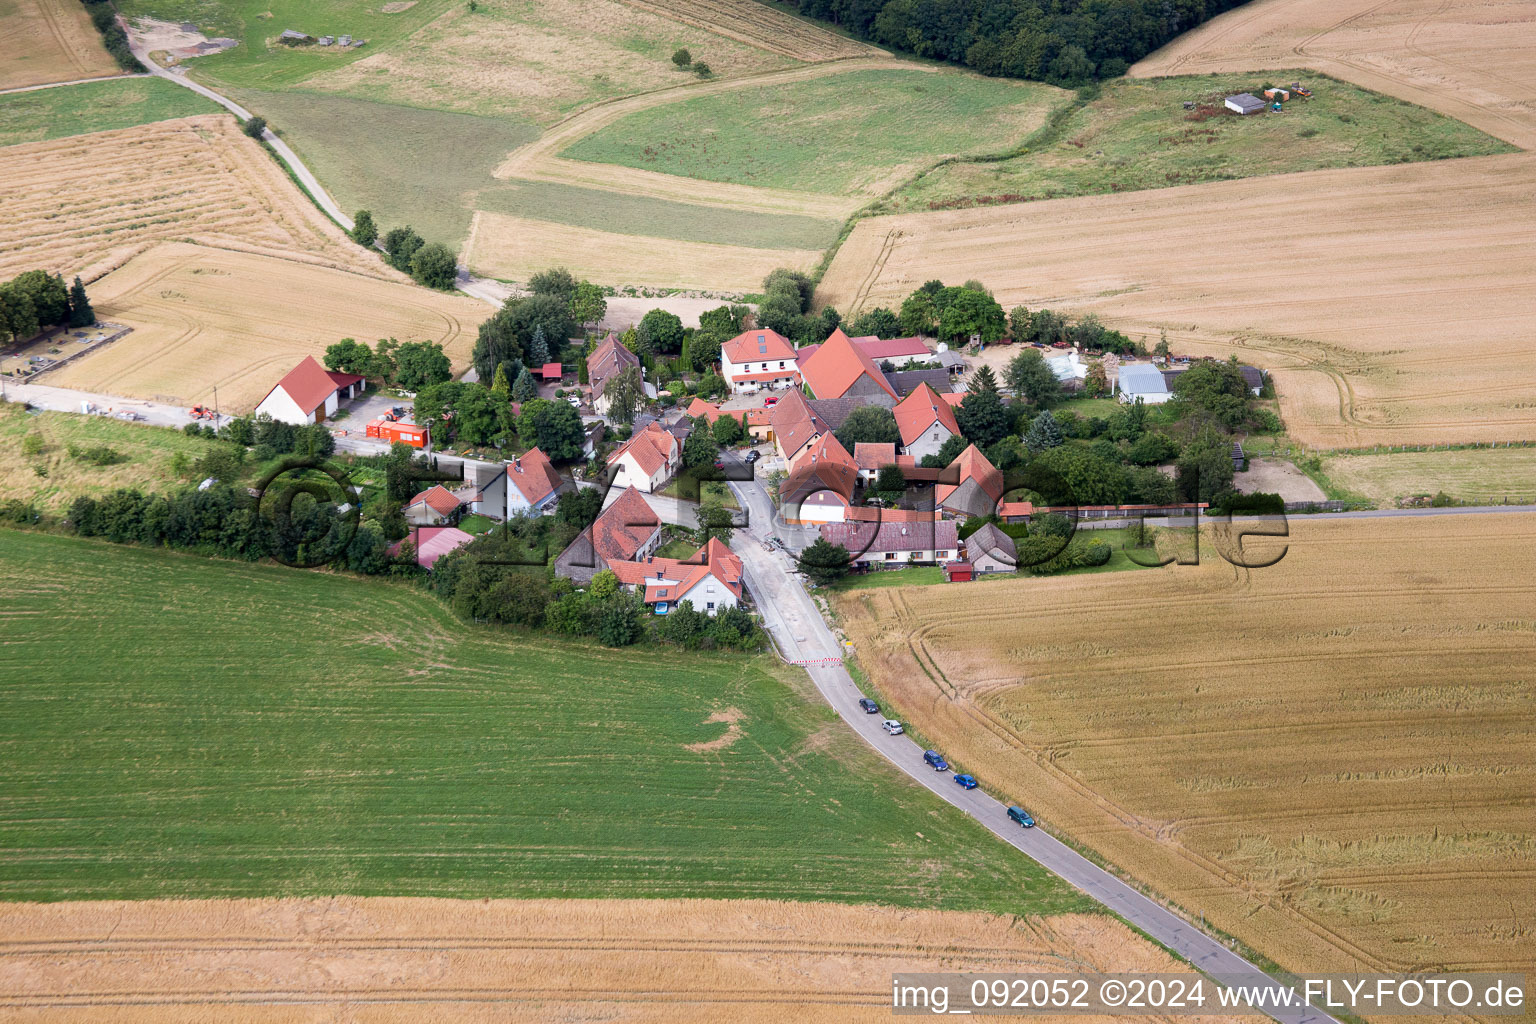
[{"left": 728, "top": 477, "right": 1342, "bottom": 1024}]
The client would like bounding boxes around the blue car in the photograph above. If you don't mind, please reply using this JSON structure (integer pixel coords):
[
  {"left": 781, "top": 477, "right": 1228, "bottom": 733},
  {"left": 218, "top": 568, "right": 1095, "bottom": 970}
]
[
  {"left": 923, "top": 750, "right": 949, "bottom": 772},
  {"left": 953, "top": 773, "right": 978, "bottom": 790},
  {"left": 1007, "top": 806, "right": 1036, "bottom": 828},
  {"left": 858, "top": 698, "right": 880, "bottom": 714}
]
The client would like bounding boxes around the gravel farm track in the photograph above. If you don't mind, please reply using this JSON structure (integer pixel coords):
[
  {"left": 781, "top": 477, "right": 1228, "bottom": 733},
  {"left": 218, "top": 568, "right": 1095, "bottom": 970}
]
[{"left": 0, "top": 898, "right": 1233, "bottom": 1023}]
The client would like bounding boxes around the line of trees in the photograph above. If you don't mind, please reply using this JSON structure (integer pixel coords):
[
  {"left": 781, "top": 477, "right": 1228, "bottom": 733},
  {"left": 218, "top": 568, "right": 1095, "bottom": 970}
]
[
  {"left": 768, "top": 0, "right": 1252, "bottom": 85},
  {"left": 0, "top": 270, "right": 93, "bottom": 345},
  {"left": 79, "top": 0, "right": 145, "bottom": 72},
  {"left": 323, "top": 337, "right": 452, "bottom": 391}
]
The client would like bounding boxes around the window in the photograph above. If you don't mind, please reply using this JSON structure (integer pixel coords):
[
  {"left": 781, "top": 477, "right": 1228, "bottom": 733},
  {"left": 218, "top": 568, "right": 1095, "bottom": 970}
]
[
  {"left": 884, "top": 552, "right": 896, "bottom": 560},
  {"left": 707, "top": 602, "right": 715, "bottom": 611},
  {"left": 778, "top": 361, "right": 786, "bottom": 368}
]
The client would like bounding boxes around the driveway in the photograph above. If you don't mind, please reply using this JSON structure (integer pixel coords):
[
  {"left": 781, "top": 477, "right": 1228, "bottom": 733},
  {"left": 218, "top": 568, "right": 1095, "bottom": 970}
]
[{"left": 728, "top": 477, "right": 1341, "bottom": 1024}]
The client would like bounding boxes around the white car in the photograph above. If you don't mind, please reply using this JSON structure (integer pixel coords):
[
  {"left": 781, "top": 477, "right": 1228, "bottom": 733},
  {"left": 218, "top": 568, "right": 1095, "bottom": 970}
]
[
  {"left": 565, "top": 394, "right": 581, "bottom": 407},
  {"left": 882, "top": 719, "right": 904, "bottom": 735}
]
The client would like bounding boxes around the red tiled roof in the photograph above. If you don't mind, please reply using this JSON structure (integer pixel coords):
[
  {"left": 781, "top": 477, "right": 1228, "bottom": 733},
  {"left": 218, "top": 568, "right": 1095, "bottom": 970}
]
[
  {"left": 997, "top": 500, "right": 1034, "bottom": 518},
  {"left": 721, "top": 328, "right": 796, "bottom": 365},
  {"left": 686, "top": 397, "right": 722, "bottom": 421},
  {"left": 769, "top": 388, "right": 825, "bottom": 460},
  {"left": 939, "top": 392, "right": 966, "bottom": 407},
  {"left": 389, "top": 526, "right": 475, "bottom": 568},
  {"left": 798, "top": 328, "right": 897, "bottom": 401},
  {"left": 784, "top": 432, "right": 857, "bottom": 506},
  {"left": 539, "top": 362, "right": 563, "bottom": 379},
  {"left": 588, "top": 333, "right": 640, "bottom": 396},
  {"left": 592, "top": 486, "right": 661, "bottom": 563},
  {"left": 893, "top": 382, "right": 960, "bottom": 447},
  {"left": 936, "top": 444, "right": 1004, "bottom": 507},
  {"left": 859, "top": 336, "right": 931, "bottom": 361},
  {"left": 607, "top": 421, "right": 678, "bottom": 477},
  {"left": 609, "top": 536, "right": 743, "bottom": 605},
  {"left": 505, "top": 446, "right": 563, "bottom": 506},
  {"left": 408, "top": 484, "right": 461, "bottom": 518},
  {"left": 820, "top": 519, "right": 958, "bottom": 554},
  {"left": 851, "top": 442, "right": 918, "bottom": 472},
  {"left": 844, "top": 506, "right": 942, "bottom": 523},
  {"left": 259, "top": 356, "right": 353, "bottom": 416}
]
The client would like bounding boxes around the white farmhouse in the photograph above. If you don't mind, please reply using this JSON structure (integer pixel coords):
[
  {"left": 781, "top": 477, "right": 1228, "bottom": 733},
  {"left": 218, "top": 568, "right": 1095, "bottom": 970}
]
[
  {"left": 720, "top": 328, "right": 801, "bottom": 395},
  {"left": 606, "top": 421, "right": 680, "bottom": 493},
  {"left": 253, "top": 356, "right": 365, "bottom": 425}
]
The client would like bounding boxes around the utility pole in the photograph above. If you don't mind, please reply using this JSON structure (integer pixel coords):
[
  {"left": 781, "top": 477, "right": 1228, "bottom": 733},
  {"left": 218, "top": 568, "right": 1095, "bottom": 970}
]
[{"left": 213, "top": 384, "right": 220, "bottom": 429}]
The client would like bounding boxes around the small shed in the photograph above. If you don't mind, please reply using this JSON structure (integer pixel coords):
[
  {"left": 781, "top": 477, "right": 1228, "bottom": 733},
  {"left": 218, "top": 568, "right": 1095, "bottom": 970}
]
[
  {"left": 317, "top": 35, "right": 334, "bottom": 45},
  {"left": 1224, "top": 93, "right": 1266, "bottom": 115},
  {"left": 338, "top": 34, "right": 353, "bottom": 46},
  {"left": 943, "top": 561, "right": 974, "bottom": 583},
  {"left": 538, "top": 361, "right": 563, "bottom": 381},
  {"left": 1263, "top": 88, "right": 1290, "bottom": 101},
  {"left": 964, "top": 522, "right": 1018, "bottom": 574}
]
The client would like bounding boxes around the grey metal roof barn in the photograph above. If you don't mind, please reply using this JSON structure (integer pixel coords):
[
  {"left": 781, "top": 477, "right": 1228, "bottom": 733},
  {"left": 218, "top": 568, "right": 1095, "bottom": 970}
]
[{"left": 1224, "top": 93, "right": 1266, "bottom": 115}]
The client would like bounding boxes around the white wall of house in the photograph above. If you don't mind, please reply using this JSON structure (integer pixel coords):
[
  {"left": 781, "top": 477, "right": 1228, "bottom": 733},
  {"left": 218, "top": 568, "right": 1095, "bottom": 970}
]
[
  {"left": 405, "top": 503, "right": 452, "bottom": 526},
  {"left": 854, "top": 546, "right": 956, "bottom": 566},
  {"left": 1119, "top": 388, "right": 1172, "bottom": 405},
  {"left": 610, "top": 451, "right": 669, "bottom": 492},
  {"left": 902, "top": 421, "right": 953, "bottom": 462},
  {"left": 722, "top": 353, "right": 799, "bottom": 395},
  {"left": 254, "top": 387, "right": 317, "bottom": 426},
  {"left": 678, "top": 576, "right": 739, "bottom": 615}
]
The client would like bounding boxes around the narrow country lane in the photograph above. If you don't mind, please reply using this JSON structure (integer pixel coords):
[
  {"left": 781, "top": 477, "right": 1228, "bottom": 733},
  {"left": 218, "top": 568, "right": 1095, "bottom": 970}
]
[{"left": 728, "top": 477, "right": 1343, "bottom": 1024}]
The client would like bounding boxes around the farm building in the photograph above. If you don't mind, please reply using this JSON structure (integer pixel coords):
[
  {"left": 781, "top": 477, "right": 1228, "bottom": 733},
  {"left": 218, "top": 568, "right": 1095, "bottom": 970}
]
[
  {"left": 587, "top": 333, "right": 643, "bottom": 418},
  {"left": 997, "top": 500, "right": 1034, "bottom": 523},
  {"left": 770, "top": 389, "right": 829, "bottom": 465},
  {"left": 538, "top": 362, "right": 563, "bottom": 381},
  {"left": 781, "top": 432, "right": 858, "bottom": 525},
  {"left": 606, "top": 421, "right": 680, "bottom": 493},
  {"left": 388, "top": 526, "right": 474, "bottom": 569},
  {"left": 720, "top": 327, "right": 801, "bottom": 395},
  {"left": 1117, "top": 363, "right": 1172, "bottom": 404},
  {"left": 1224, "top": 93, "right": 1266, "bottom": 115},
  {"left": 554, "top": 486, "right": 663, "bottom": 584},
  {"left": 894, "top": 382, "right": 960, "bottom": 461},
  {"left": 471, "top": 446, "right": 566, "bottom": 519},
  {"left": 852, "top": 442, "right": 916, "bottom": 485},
  {"left": 943, "top": 561, "right": 974, "bottom": 583},
  {"left": 404, "top": 485, "right": 461, "bottom": 526},
  {"left": 936, "top": 444, "right": 1004, "bottom": 518},
  {"left": 1046, "top": 348, "right": 1089, "bottom": 382},
  {"left": 1239, "top": 365, "right": 1266, "bottom": 395},
  {"left": 819, "top": 519, "right": 959, "bottom": 569},
  {"left": 253, "top": 355, "right": 364, "bottom": 425},
  {"left": 885, "top": 367, "right": 952, "bottom": 397},
  {"left": 964, "top": 522, "right": 1018, "bottom": 573},
  {"left": 609, "top": 538, "right": 743, "bottom": 616},
  {"left": 798, "top": 328, "right": 897, "bottom": 406}
]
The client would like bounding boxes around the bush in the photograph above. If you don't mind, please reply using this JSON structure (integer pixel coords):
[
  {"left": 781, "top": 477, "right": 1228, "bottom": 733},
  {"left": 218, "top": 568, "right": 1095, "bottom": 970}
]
[
  {"left": 79, "top": 0, "right": 146, "bottom": 72},
  {"left": 692, "top": 61, "right": 712, "bottom": 77},
  {"left": 242, "top": 116, "right": 267, "bottom": 139},
  {"left": 67, "top": 443, "right": 126, "bottom": 466},
  {"left": 671, "top": 47, "right": 692, "bottom": 67}
]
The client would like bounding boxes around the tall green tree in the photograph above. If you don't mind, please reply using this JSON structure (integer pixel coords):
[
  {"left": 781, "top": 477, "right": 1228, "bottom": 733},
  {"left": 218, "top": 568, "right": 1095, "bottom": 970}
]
[
  {"left": 570, "top": 281, "right": 606, "bottom": 329},
  {"left": 67, "top": 276, "right": 94, "bottom": 327},
  {"left": 602, "top": 366, "right": 645, "bottom": 424},
  {"left": 833, "top": 405, "right": 900, "bottom": 451},
  {"left": 682, "top": 423, "right": 720, "bottom": 470},
  {"left": 528, "top": 267, "right": 578, "bottom": 303},
  {"left": 511, "top": 367, "right": 538, "bottom": 403},
  {"left": 517, "top": 398, "right": 585, "bottom": 461},
  {"left": 490, "top": 363, "right": 510, "bottom": 399},
  {"left": 527, "top": 324, "right": 550, "bottom": 366},
  {"left": 382, "top": 227, "right": 424, "bottom": 273},
  {"left": 350, "top": 209, "right": 377, "bottom": 247},
  {"left": 410, "top": 242, "right": 458, "bottom": 290},
  {"left": 937, "top": 287, "right": 1006, "bottom": 343},
  {"left": 1024, "top": 409, "right": 1064, "bottom": 452},
  {"left": 849, "top": 306, "right": 900, "bottom": 339},
  {"left": 898, "top": 291, "right": 937, "bottom": 336},
  {"left": 797, "top": 536, "right": 852, "bottom": 585},
  {"left": 637, "top": 309, "right": 685, "bottom": 355},
  {"left": 393, "top": 340, "right": 451, "bottom": 390},
  {"left": 1176, "top": 425, "right": 1234, "bottom": 502},
  {"left": 955, "top": 387, "right": 1011, "bottom": 448},
  {"left": 1004, "top": 348, "right": 1060, "bottom": 406},
  {"left": 970, "top": 364, "right": 1000, "bottom": 393}
]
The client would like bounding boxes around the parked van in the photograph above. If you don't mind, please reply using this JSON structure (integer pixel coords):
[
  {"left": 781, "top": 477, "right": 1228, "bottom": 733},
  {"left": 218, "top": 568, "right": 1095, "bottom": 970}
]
[{"left": 1007, "top": 806, "right": 1036, "bottom": 828}]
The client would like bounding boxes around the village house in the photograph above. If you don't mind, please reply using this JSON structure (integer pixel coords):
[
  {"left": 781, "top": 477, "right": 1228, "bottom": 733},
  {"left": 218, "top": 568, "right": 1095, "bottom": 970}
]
[
  {"left": 253, "top": 355, "right": 364, "bottom": 425},
  {"left": 587, "top": 333, "right": 643, "bottom": 418},
  {"left": 609, "top": 537, "right": 744, "bottom": 615},
  {"left": 852, "top": 442, "right": 916, "bottom": 486},
  {"left": 768, "top": 388, "right": 828, "bottom": 466},
  {"left": 797, "top": 328, "right": 897, "bottom": 406},
  {"left": 936, "top": 444, "right": 1004, "bottom": 518},
  {"left": 720, "top": 327, "right": 801, "bottom": 395},
  {"left": 470, "top": 446, "right": 566, "bottom": 519},
  {"left": 388, "top": 526, "right": 474, "bottom": 569},
  {"left": 780, "top": 432, "right": 858, "bottom": 525},
  {"left": 404, "top": 484, "right": 461, "bottom": 526},
  {"left": 893, "top": 382, "right": 960, "bottom": 461},
  {"left": 686, "top": 397, "right": 773, "bottom": 443},
  {"left": 606, "top": 421, "right": 680, "bottom": 492},
  {"left": 554, "top": 486, "right": 663, "bottom": 584},
  {"left": 819, "top": 519, "right": 959, "bottom": 569},
  {"left": 963, "top": 521, "right": 1018, "bottom": 573},
  {"left": 1117, "top": 363, "right": 1172, "bottom": 404}
]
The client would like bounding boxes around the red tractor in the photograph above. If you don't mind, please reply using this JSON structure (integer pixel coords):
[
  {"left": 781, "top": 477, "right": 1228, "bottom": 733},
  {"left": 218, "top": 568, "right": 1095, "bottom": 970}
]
[{"left": 189, "top": 405, "right": 215, "bottom": 420}]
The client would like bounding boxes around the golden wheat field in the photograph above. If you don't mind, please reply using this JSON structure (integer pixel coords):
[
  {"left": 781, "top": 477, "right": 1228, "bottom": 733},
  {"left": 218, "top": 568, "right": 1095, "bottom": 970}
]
[
  {"left": 617, "top": 0, "right": 877, "bottom": 60},
  {"left": 818, "top": 153, "right": 1536, "bottom": 447},
  {"left": 833, "top": 514, "right": 1536, "bottom": 987},
  {"left": 1131, "top": 0, "right": 1536, "bottom": 150},
  {"left": 45, "top": 243, "right": 488, "bottom": 410},
  {"left": 0, "top": 114, "right": 390, "bottom": 282},
  {"left": 0, "top": 898, "right": 1241, "bottom": 1023},
  {"left": 466, "top": 210, "right": 820, "bottom": 292},
  {"left": 0, "top": 0, "right": 118, "bottom": 91}
]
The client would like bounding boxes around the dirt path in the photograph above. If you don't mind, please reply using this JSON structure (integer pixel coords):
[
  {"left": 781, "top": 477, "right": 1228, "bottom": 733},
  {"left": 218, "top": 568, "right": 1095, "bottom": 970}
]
[
  {"left": 492, "top": 57, "right": 933, "bottom": 218},
  {"left": 0, "top": 72, "right": 144, "bottom": 96}
]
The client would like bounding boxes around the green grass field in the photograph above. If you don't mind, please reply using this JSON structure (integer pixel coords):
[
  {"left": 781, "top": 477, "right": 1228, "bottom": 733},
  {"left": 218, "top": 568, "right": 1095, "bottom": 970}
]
[
  {"left": 477, "top": 181, "right": 841, "bottom": 251},
  {"left": 229, "top": 89, "right": 538, "bottom": 245},
  {"left": 115, "top": 0, "right": 457, "bottom": 89},
  {"left": 829, "top": 526, "right": 1155, "bottom": 591},
  {"left": 0, "top": 530, "right": 1091, "bottom": 911},
  {"left": 1319, "top": 447, "right": 1536, "bottom": 506},
  {"left": 563, "top": 68, "right": 1062, "bottom": 196},
  {"left": 887, "top": 71, "right": 1515, "bottom": 212},
  {"left": 0, "top": 77, "right": 220, "bottom": 148}
]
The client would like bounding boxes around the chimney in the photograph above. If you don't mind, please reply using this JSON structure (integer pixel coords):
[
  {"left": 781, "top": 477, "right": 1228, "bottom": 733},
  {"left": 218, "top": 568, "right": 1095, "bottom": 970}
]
[{"left": 513, "top": 457, "right": 521, "bottom": 471}]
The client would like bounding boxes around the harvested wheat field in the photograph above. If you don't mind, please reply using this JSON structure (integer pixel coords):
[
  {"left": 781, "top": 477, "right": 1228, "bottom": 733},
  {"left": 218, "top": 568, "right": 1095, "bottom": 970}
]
[
  {"left": 834, "top": 513, "right": 1536, "bottom": 983},
  {"left": 0, "top": 114, "right": 389, "bottom": 282},
  {"left": 818, "top": 154, "right": 1536, "bottom": 447},
  {"left": 47, "top": 243, "right": 487, "bottom": 410},
  {"left": 467, "top": 210, "right": 820, "bottom": 292},
  {"left": 616, "top": 0, "right": 877, "bottom": 61},
  {"left": 1132, "top": 0, "right": 1536, "bottom": 150},
  {"left": 0, "top": 897, "right": 1235, "bottom": 1023},
  {"left": 0, "top": 0, "right": 118, "bottom": 91}
]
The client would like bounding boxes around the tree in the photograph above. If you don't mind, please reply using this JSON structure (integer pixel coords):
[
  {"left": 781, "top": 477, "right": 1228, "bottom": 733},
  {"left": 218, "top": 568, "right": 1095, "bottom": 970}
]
[
  {"left": 1009, "top": 305, "right": 1030, "bottom": 340},
  {"left": 512, "top": 367, "right": 538, "bottom": 402},
  {"left": 472, "top": 294, "right": 576, "bottom": 381},
  {"left": 324, "top": 338, "right": 374, "bottom": 376},
  {"left": 692, "top": 60, "right": 712, "bottom": 77},
  {"left": 1176, "top": 425, "right": 1234, "bottom": 502},
  {"left": 875, "top": 463, "right": 906, "bottom": 495},
  {"left": 350, "top": 209, "right": 377, "bottom": 247},
  {"left": 410, "top": 242, "right": 458, "bottom": 289},
  {"left": 555, "top": 487, "right": 603, "bottom": 528},
  {"left": 393, "top": 340, "right": 451, "bottom": 390},
  {"left": 637, "top": 309, "right": 685, "bottom": 355},
  {"left": 898, "top": 291, "right": 937, "bottom": 336},
  {"left": 711, "top": 413, "right": 745, "bottom": 447},
  {"left": 1084, "top": 361, "right": 1109, "bottom": 398},
  {"left": 937, "top": 287, "right": 1006, "bottom": 343},
  {"left": 691, "top": 303, "right": 748, "bottom": 371},
  {"left": 797, "top": 536, "right": 851, "bottom": 585},
  {"left": 570, "top": 281, "right": 606, "bottom": 328},
  {"left": 671, "top": 47, "right": 692, "bottom": 67},
  {"left": 242, "top": 115, "right": 267, "bottom": 139},
  {"left": 517, "top": 398, "right": 585, "bottom": 461},
  {"left": 849, "top": 306, "right": 900, "bottom": 339},
  {"left": 1004, "top": 348, "right": 1060, "bottom": 406},
  {"left": 382, "top": 226, "right": 424, "bottom": 273},
  {"left": 694, "top": 497, "right": 734, "bottom": 544},
  {"left": 602, "top": 365, "right": 644, "bottom": 424},
  {"left": 955, "top": 387, "right": 1011, "bottom": 448},
  {"left": 527, "top": 324, "right": 550, "bottom": 366},
  {"left": 1171, "top": 359, "right": 1253, "bottom": 429},
  {"left": 970, "top": 364, "right": 1000, "bottom": 393},
  {"left": 10, "top": 270, "right": 68, "bottom": 327},
  {"left": 528, "top": 266, "right": 577, "bottom": 303},
  {"left": 490, "top": 363, "right": 510, "bottom": 399},
  {"left": 595, "top": 592, "right": 644, "bottom": 646},
  {"left": 0, "top": 283, "right": 39, "bottom": 343},
  {"left": 682, "top": 424, "right": 719, "bottom": 470},
  {"left": 920, "top": 432, "right": 970, "bottom": 468},
  {"left": 1154, "top": 329, "right": 1171, "bottom": 361},
  {"left": 590, "top": 568, "right": 619, "bottom": 599},
  {"left": 1024, "top": 409, "right": 1064, "bottom": 452},
  {"left": 67, "top": 276, "right": 94, "bottom": 327},
  {"left": 695, "top": 370, "right": 726, "bottom": 399},
  {"left": 815, "top": 306, "right": 842, "bottom": 342},
  {"left": 833, "top": 405, "right": 900, "bottom": 450}
]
